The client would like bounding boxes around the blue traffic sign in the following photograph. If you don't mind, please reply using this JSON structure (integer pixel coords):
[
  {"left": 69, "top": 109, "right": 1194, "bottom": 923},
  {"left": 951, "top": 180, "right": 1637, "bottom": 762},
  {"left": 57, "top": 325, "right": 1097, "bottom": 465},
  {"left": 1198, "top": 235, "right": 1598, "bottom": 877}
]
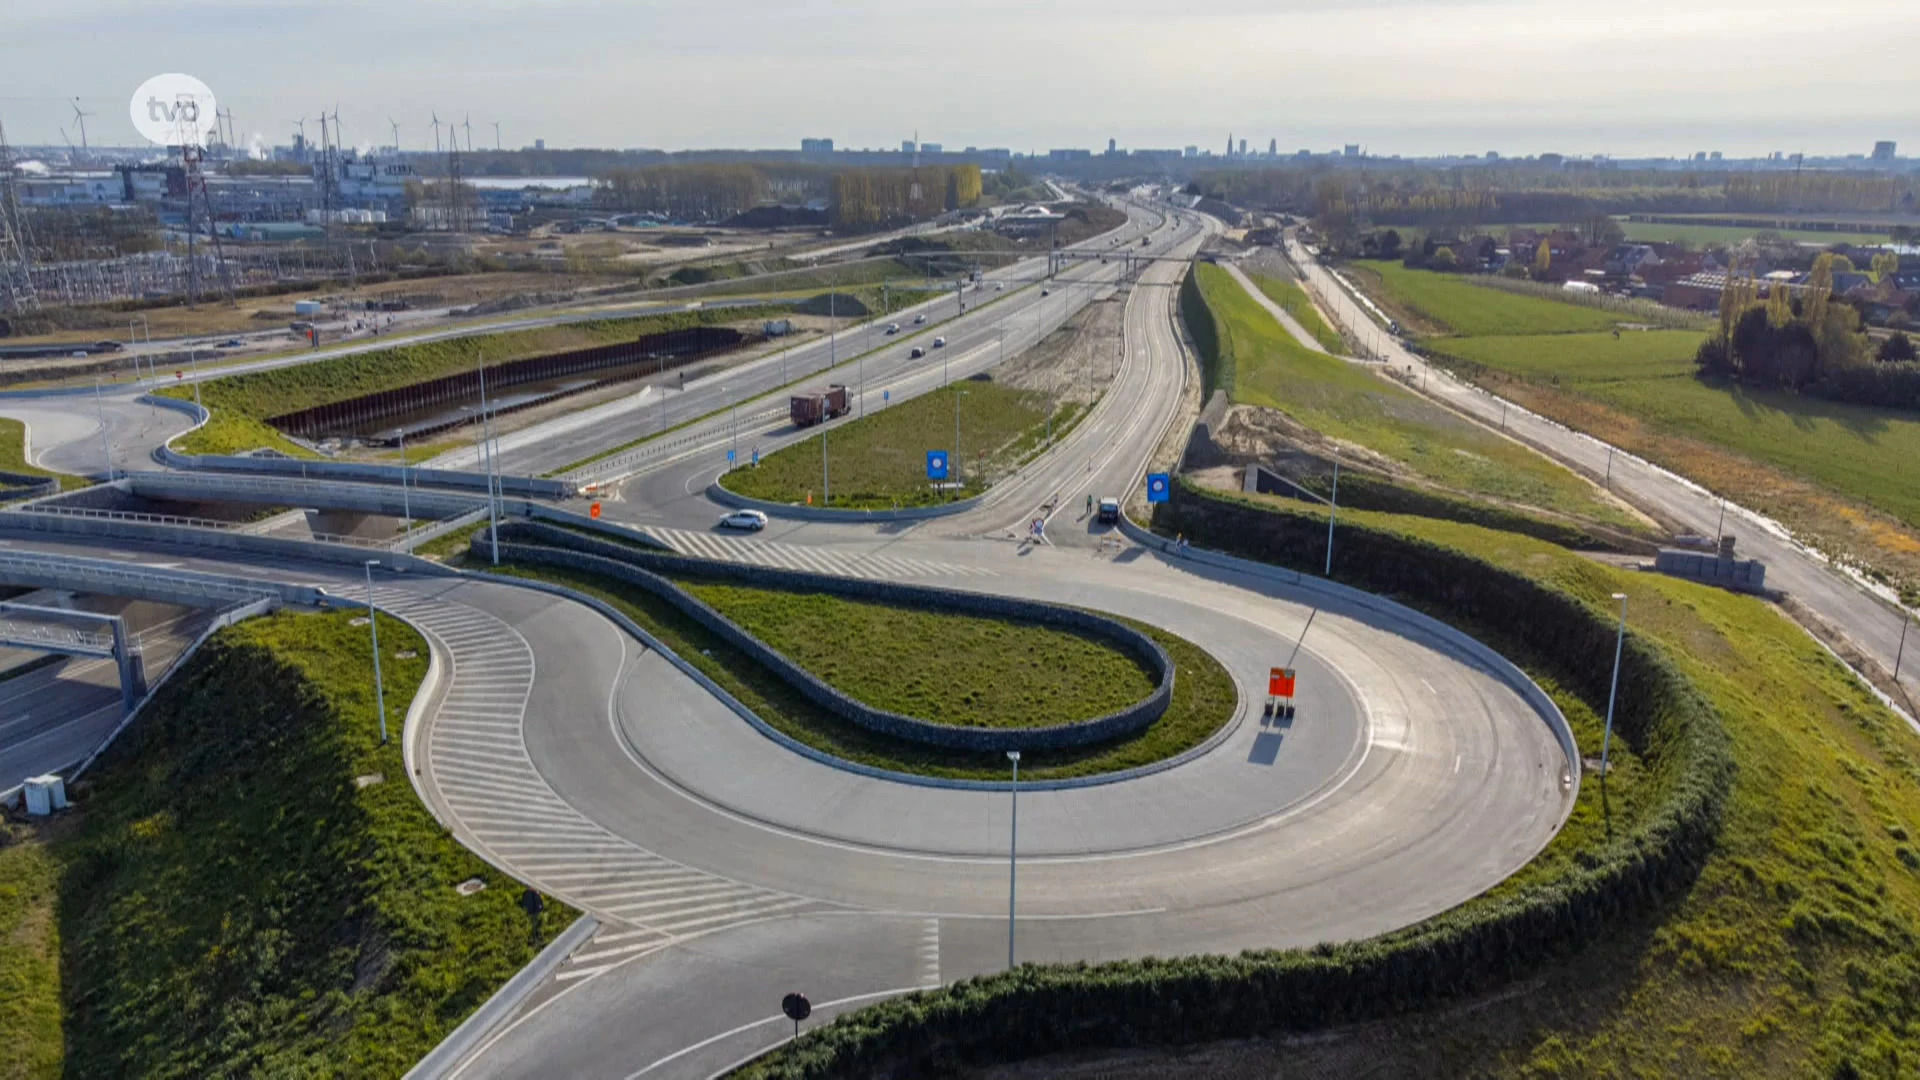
[
  {"left": 1146, "top": 473, "right": 1171, "bottom": 503},
  {"left": 883, "top": 389, "right": 891, "bottom": 404},
  {"left": 926, "top": 450, "right": 949, "bottom": 480},
  {"left": 727, "top": 449, "right": 736, "bottom": 466}
]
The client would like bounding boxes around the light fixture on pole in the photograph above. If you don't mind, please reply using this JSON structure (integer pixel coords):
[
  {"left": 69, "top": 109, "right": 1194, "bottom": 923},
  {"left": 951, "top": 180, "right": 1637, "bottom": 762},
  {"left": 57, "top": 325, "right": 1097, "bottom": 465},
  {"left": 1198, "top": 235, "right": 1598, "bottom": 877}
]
[
  {"left": 1324, "top": 459, "right": 1340, "bottom": 577},
  {"left": 1714, "top": 495, "right": 1729, "bottom": 542},
  {"left": 1006, "top": 749, "right": 1021, "bottom": 970},
  {"left": 1895, "top": 606, "right": 1911, "bottom": 684},
  {"left": 1599, "top": 592, "right": 1628, "bottom": 777},
  {"left": 365, "top": 559, "right": 389, "bottom": 743},
  {"left": 397, "top": 427, "right": 413, "bottom": 552}
]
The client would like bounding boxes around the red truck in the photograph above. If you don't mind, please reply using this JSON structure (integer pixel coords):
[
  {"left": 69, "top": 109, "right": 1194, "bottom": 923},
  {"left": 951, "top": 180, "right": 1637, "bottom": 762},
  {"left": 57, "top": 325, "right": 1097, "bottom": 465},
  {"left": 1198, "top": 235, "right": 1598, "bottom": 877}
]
[{"left": 789, "top": 383, "right": 851, "bottom": 427}]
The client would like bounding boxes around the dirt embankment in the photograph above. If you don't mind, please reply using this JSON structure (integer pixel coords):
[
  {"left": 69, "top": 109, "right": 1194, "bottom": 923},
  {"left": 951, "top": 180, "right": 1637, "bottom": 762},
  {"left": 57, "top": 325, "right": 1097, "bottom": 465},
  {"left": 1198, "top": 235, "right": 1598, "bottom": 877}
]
[{"left": 996, "top": 287, "right": 1128, "bottom": 406}]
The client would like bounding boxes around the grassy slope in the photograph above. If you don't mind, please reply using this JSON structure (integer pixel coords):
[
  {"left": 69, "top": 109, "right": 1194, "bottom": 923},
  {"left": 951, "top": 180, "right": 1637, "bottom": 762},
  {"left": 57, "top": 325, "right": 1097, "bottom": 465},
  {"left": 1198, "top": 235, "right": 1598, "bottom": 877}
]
[
  {"left": 161, "top": 306, "right": 784, "bottom": 457},
  {"left": 0, "top": 417, "right": 88, "bottom": 492},
  {"left": 682, "top": 581, "right": 1155, "bottom": 728},
  {"left": 1124, "top": 493, "right": 1920, "bottom": 1079},
  {"left": 0, "top": 826, "right": 61, "bottom": 1080},
  {"left": 718, "top": 382, "right": 1074, "bottom": 509},
  {"left": 4, "top": 610, "right": 574, "bottom": 1079},
  {"left": 492, "top": 562, "right": 1236, "bottom": 781},
  {"left": 1194, "top": 264, "right": 1632, "bottom": 527},
  {"left": 1249, "top": 273, "right": 1344, "bottom": 352}
]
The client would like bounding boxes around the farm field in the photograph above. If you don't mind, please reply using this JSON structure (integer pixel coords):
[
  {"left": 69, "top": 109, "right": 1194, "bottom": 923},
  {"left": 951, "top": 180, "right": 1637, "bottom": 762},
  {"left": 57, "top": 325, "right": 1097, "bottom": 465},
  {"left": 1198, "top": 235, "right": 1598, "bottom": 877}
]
[
  {"left": 1355, "top": 260, "right": 1622, "bottom": 337},
  {"left": 1193, "top": 263, "right": 1633, "bottom": 528},
  {"left": 1499, "top": 220, "right": 1890, "bottom": 248}
]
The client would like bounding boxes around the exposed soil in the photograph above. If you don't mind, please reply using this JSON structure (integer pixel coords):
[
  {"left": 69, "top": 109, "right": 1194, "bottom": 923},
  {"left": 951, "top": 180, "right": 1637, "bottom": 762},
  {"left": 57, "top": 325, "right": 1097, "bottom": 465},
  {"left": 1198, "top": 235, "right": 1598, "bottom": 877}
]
[{"left": 996, "top": 287, "right": 1129, "bottom": 406}]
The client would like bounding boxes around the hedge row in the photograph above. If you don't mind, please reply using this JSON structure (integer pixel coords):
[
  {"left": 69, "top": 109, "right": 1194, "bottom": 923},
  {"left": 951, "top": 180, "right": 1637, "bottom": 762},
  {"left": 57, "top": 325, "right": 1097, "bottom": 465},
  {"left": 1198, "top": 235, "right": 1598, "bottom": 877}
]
[{"left": 729, "top": 480, "right": 1733, "bottom": 1079}]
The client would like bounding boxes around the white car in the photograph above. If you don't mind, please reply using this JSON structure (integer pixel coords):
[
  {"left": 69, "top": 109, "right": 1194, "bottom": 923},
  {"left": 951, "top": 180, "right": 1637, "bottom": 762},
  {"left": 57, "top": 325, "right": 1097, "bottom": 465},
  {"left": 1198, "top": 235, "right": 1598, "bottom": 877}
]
[
  {"left": 994, "top": 282, "right": 1005, "bottom": 291},
  {"left": 913, "top": 314, "right": 927, "bottom": 325},
  {"left": 885, "top": 323, "right": 900, "bottom": 335},
  {"left": 718, "top": 509, "right": 768, "bottom": 531},
  {"left": 932, "top": 337, "right": 946, "bottom": 348}
]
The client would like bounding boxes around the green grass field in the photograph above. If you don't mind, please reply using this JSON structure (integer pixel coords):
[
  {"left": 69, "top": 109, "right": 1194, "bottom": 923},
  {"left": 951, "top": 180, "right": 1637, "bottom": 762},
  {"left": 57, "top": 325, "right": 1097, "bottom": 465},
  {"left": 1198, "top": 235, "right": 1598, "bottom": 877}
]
[
  {"left": 1431, "top": 330, "right": 1920, "bottom": 529},
  {"left": 681, "top": 581, "right": 1156, "bottom": 729},
  {"left": 1133, "top": 489, "right": 1920, "bottom": 1078},
  {"left": 1357, "top": 260, "right": 1622, "bottom": 337},
  {"left": 0, "top": 611, "right": 575, "bottom": 1079},
  {"left": 1499, "top": 220, "right": 1891, "bottom": 248},
  {"left": 1250, "top": 273, "right": 1344, "bottom": 351},
  {"left": 1194, "top": 264, "right": 1632, "bottom": 527},
  {"left": 718, "top": 381, "right": 1077, "bottom": 509},
  {"left": 494, "top": 562, "right": 1236, "bottom": 781}
]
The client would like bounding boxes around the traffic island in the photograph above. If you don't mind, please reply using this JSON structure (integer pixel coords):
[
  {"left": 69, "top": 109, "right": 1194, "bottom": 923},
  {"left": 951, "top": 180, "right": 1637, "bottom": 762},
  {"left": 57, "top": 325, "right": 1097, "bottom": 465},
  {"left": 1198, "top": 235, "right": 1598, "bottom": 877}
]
[
  {"left": 478, "top": 523, "right": 1236, "bottom": 783},
  {"left": 716, "top": 381, "right": 1086, "bottom": 512}
]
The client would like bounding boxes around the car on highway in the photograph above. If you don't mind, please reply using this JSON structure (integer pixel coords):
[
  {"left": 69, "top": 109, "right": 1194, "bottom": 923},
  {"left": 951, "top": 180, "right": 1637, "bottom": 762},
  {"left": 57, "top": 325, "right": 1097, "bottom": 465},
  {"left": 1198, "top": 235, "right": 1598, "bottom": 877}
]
[
  {"left": 932, "top": 337, "right": 945, "bottom": 348},
  {"left": 717, "top": 509, "right": 768, "bottom": 531},
  {"left": 92, "top": 340, "right": 124, "bottom": 352},
  {"left": 217, "top": 338, "right": 243, "bottom": 348},
  {"left": 1096, "top": 497, "right": 1121, "bottom": 524},
  {"left": 885, "top": 323, "right": 900, "bottom": 335},
  {"left": 909, "top": 346, "right": 926, "bottom": 359},
  {"left": 913, "top": 314, "right": 927, "bottom": 325},
  {"left": 1041, "top": 288, "right": 1050, "bottom": 296},
  {"left": 994, "top": 282, "right": 1004, "bottom": 291}
]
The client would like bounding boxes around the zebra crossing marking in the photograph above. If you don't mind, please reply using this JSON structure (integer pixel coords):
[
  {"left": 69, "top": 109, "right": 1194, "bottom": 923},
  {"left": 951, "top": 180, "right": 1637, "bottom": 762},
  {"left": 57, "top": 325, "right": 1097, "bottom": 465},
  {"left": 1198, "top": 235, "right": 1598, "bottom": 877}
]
[{"left": 645, "top": 527, "right": 994, "bottom": 580}]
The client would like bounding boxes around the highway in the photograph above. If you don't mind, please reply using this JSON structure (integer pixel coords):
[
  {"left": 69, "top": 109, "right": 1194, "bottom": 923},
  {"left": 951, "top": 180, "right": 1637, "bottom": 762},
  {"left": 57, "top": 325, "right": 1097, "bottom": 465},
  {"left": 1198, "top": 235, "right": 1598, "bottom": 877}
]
[
  {"left": 0, "top": 196, "right": 1580, "bottom": 1079},
  {"left": 1284, "top": 234, "right": 1920, "bottom": 729}
]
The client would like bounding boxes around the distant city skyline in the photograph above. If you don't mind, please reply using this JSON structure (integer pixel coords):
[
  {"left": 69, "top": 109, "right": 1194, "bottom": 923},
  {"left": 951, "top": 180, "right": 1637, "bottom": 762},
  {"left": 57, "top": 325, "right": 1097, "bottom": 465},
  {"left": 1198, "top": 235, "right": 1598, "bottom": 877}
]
[{"left": 4, "top": 0, "right": 1916, "bottom": 160}]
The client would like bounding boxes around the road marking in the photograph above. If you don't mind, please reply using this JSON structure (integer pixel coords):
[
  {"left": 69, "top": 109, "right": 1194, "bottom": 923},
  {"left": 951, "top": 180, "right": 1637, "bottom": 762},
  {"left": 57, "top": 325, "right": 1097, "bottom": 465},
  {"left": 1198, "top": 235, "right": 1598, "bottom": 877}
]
[{"left": 919, "top": 918, "right": 941, "bottom": 987}]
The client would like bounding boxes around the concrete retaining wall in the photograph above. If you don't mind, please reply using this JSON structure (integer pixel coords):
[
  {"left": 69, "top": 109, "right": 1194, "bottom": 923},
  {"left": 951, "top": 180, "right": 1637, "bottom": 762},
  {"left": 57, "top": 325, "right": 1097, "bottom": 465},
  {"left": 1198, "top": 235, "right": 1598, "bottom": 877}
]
[
  {"left": 482, "top": 522, "right": 1173, "bottom": 752},
  {"left": 0, "top": 509, "right": 456, "bottom": 579}
]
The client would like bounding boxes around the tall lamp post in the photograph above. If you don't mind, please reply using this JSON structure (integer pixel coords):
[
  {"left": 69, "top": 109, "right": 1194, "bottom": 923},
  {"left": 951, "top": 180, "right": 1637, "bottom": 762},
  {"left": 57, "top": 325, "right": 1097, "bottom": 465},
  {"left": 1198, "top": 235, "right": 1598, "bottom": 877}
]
[
  {"left": 1599, "top": 592, "right": 1629, "bottom": 777},
  {"left": 364, "top": 559, "right": 389, "bottom": 743},
  {"left": 1006, "top": 749, "right": 1021, "bottom": 970}
]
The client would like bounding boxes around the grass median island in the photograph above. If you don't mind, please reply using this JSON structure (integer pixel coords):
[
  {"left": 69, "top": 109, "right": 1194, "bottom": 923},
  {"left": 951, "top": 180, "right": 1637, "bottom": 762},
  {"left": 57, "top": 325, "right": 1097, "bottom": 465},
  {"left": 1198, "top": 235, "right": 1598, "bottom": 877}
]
[
  {"left": 1250, "top": 272, "right": 1344, "bottom": 352},
  {"left": 490, "top": 561, "right": 1235, "bottom": 781},
  {"left": 0, "top": 417, "right": 89, "bottom": 494},
  {"left": 158, "top": 304, "right": 787, "bottom": 458},
  {"left": 678, "top": 580, "right": 1156, "bottom": 728},
  {"left": 717, "top": 381, "right": 1082, "bottom": 510},
  {"left": 0, "top": 609, "right": 575, "bottom": 1079},
  {"left": 1190, "top": 264, "right": 1637, "bottom": 531}
]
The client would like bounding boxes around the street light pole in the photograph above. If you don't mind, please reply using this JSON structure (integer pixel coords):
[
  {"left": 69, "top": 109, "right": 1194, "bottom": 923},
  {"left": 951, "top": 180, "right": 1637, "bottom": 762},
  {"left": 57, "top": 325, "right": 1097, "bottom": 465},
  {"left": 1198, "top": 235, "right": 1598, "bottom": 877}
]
[
  {"left": 1714, "top": 496, "right": 1729, "bottom": 541},
  {"left": 1006, "top": 749, "right": 1021, "bottom": 970},
  {"left": 188, "top": 347, "right": 203, "bottom": 410},
  {"left": 398, "top": 428, "right": 413, "bottom": 551},
  {"left": 954, "top": 390, "right": 966, "bottom": 490},
  {"left": 1324, "top": 459, "right": 1340, "bottom": 577},
  {"left": 1895, "top": 606, "right": 1911, "bottom": 684},
  {"left": 365, "top": 559, "right": 389, "bottom": 743},
  {"left": 1599, "top": 592, "right": 1629, "bottom": 777},
  {"left": 93, "top": 378, "right": 113, "bottom": 478},
  {"left": 821, "top": 424, "right": 830, "bottom": 506},
  {"left": 475, "top": 354, "right": 501, "bottom": 565}
]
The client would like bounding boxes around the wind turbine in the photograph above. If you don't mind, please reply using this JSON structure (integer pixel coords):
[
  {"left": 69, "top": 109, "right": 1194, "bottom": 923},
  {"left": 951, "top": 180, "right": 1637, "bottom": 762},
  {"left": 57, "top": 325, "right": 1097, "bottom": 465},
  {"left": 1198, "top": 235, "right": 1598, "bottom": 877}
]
[
  {"left": 294, "top": 116, "right": 307, "bottom": 146},
  {"left": 492, "top": 120, "right": 501, "bottom": 151},
  {"left": 462, "top": 114, "right": 472, "bottom": 153},
  {"left": 389, "top": 117, "right": 401, "bottom": 153},
  {"left": 71, "top": 98, "right": 93, "bottom": 152},
  {"left": 430, "top": 112, "right": 442, "bottom": 154}
]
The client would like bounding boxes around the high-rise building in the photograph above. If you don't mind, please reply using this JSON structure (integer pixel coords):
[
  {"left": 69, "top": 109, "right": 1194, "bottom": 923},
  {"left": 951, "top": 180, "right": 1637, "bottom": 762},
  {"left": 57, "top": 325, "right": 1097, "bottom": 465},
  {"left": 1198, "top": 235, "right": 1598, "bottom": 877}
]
[
  {"left": 1343, "top": 144, "right": 1360, "bottom": 158},
  {"left": 1486, "top": 151, "right": 1500, "bottom": 161},
  {"left": 1268, "top": 138, "right": 1277, "bottom": 157},
  {"left": 1873, "top": 140, "right": 1897, "bottom": 161},
  {"left": 920, "top": 142, "right": 942, "bottom": 154},
  {"left": 1709, "top": 151, "right": 1723, "bottom": 161},
  {"left": 1226, "top": 133, "right": 1234, "bottom": 158},
  {"left": 902, "top": 139, "right": 916, "bottom": 154},
  {"left": 801, "top": 137, "right": 834, "bottom": 154},
  {"left": 1107, "top": 137, "right": 1117, "bottom": 155},
  {"left": 1238, "top": 138, "right": 1247, "bottom": 158},
  {"left": 1184, "top": 146, "right": 1198, "bottom": 158}
]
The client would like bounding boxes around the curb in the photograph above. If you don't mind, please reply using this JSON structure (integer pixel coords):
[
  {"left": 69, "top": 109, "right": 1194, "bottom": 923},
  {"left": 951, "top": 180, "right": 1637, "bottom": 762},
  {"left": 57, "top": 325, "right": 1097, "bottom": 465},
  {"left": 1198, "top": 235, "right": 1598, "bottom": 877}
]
[
  {"left": 705, "top": 480, "right": 984, "bottom": 523},
  {"left": 403, "top": 914, "right": 601, "bottom": 1080}
]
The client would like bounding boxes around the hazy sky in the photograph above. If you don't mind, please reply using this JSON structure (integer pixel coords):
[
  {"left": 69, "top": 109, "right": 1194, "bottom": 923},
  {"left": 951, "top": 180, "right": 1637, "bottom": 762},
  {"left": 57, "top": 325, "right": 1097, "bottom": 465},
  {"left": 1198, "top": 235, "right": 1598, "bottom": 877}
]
[{"left": 5, "top": 0, "right": 1918, "bottom": 159}]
